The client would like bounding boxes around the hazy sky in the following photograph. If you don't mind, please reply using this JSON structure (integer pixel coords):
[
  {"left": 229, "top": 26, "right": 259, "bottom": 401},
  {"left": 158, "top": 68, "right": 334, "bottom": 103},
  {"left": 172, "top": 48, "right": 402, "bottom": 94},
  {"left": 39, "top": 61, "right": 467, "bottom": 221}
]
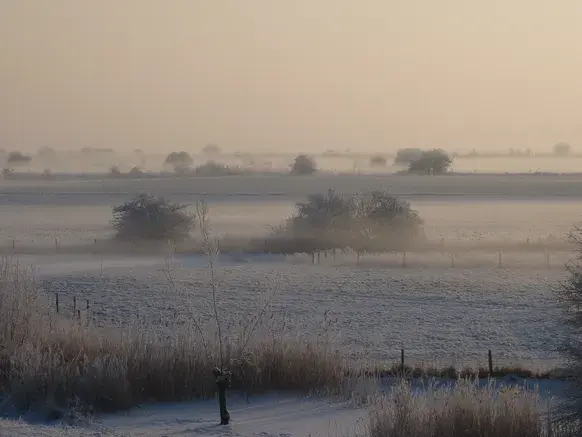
[{"left": 1, "top": 1, "right": 582, "bottom": 154}]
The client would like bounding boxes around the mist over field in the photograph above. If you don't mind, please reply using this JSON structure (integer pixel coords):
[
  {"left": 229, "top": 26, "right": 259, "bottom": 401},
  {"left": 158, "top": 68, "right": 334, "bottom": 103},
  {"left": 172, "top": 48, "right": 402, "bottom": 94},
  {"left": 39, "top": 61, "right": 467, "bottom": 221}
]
[{"left": 3, "top": 1, "right": 582, "bottom": 436}]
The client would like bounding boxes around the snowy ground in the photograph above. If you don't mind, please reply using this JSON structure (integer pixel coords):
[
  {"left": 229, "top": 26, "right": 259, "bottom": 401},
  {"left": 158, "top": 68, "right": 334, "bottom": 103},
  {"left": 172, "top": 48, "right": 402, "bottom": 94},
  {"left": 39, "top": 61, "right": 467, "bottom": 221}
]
[
  {"left": 0, "top": 377, "right": 570, "bottom": 437},
  {"left": 22, "top": 250, "right": 570, "bottom": 369}
]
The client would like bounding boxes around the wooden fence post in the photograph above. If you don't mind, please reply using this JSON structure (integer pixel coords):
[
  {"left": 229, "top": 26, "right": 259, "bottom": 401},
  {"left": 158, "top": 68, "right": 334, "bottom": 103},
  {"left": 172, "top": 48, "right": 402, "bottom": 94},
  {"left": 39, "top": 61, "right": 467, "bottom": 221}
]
[
  {"left": 55, "top": 293, "right": 59, "bottom": 313},
  {"left": 317, "top": 251, "right": 321, "bottom": 264},
  {"left": 73, "top": 296, "right": 77, "bottom": 315},
  {"left": 311, "top": 252, "right": 315, "bottom": 264},
  {"left": 488, "top": 349, "right": 493, "bottom": 375},
  {"left": 86, "top": 299, "right": 90, "bottom": 310},
  {"left": 401, "top": 349, "right": 405, "bottom": 373}
]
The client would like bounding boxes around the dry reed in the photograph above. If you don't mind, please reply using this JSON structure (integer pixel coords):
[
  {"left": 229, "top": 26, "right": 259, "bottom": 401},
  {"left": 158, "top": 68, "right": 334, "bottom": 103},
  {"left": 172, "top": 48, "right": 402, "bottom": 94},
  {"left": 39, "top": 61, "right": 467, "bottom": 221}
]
[
  {"left": 0, "top": 259, "right": 345, "bottom": 414},
  {"left": 367, "top": 378, "right": 579, "bottom": 437}
]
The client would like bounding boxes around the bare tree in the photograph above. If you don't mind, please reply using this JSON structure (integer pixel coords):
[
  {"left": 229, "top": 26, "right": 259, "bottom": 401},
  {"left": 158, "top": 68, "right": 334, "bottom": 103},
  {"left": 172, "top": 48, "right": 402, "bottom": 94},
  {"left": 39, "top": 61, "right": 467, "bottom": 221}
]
[{"left": 165, "top": 201, "right": 280, "bottom": 425}]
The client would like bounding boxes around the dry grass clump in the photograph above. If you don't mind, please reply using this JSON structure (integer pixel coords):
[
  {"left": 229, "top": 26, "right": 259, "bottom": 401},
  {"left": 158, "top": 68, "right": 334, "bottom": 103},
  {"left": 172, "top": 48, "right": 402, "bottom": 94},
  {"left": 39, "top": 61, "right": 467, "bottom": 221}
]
[
  {"left": 367, "top": 379, "right": 578, "bottom": 437},
  {"left": 0, "top": 259, "right": 345, "bottom": 415}
]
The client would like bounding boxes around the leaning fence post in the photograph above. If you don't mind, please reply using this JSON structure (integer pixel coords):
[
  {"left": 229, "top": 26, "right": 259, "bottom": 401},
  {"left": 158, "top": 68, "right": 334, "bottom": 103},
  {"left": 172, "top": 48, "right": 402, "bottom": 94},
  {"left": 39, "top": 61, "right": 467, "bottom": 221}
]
[
  {"left": 488, "top": 349, "right": 493, "bottom": 375},
  {"left": 401, "top": 349, "right": 405, "bottom": 373}
]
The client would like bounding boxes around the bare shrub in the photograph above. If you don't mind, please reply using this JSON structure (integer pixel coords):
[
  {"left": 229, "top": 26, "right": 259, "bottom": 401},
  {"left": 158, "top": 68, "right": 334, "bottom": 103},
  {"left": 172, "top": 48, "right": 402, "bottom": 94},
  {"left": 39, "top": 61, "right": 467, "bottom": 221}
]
[
  {"left": 112, "top": 194, "right": 195, "bottom": 242},
  {"left": 367, "top": 379, "right": 571, "bottom": 437}
]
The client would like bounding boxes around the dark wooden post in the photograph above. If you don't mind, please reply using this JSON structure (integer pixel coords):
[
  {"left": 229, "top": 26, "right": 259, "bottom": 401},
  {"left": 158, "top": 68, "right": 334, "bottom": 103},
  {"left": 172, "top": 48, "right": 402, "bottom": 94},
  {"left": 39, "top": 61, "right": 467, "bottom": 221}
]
[
  {"left": 73, "top": 296, "right": 77, "bottom": 315},
  {"left": 213, "top": 368, "right": 232, "bottom": 425},
  {"left": 401, "top": 349, "right": 405, "bottom": 373},
  {"left": 55, "top": 293, "right": 59, "bottom": 313}
]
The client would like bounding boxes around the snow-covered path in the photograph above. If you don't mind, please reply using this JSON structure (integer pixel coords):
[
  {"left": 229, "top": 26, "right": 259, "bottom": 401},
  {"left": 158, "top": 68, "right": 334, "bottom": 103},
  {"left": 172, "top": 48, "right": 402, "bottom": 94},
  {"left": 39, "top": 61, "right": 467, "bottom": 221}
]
[{"left": 0, "top": 396, "right": 368, "bottom": 437}]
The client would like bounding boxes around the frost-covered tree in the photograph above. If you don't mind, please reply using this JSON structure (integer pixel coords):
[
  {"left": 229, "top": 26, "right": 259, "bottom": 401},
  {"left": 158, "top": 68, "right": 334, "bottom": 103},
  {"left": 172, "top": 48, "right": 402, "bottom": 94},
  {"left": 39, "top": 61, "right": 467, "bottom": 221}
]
[
  {"left": 290, "top": 155, "right": 316, "bottom": 175},
  {"left": 164, "top": 151, "right": 193, "bottom": 173},
  {"left": 112, "top": 194, "right": 194, "bottom": 241},
  {"left": 408, "top": 149, "right": 452, "bottom": 175},
  {"left": 394, "top": 148, "right": 423, "bottom": 165}
]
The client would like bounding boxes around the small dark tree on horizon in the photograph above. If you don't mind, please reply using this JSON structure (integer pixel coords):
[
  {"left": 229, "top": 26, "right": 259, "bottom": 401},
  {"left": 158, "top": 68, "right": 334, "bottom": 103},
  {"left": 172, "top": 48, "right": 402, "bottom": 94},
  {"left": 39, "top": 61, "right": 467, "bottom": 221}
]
[
  {"left": 370, "top": 155, "right": 387, "bottom": 167},
  {"left": 554, "top": 142, "right": 572, "bottom": 156},
  {"left": 164, "top": 151, "right": 193, "bottom": 173},
  {"left": 6, "top": 151, "right": 32, "bottom": 166},
  {"left": 290, "top": 155, "right": 317, "bottom": 175},
  {"left": 202, "top": 144, "right": 222, "bottom": 155},
  {"left": 112, "top": 194, "right": 194, "bottom": 241},
  {"left": 394, "top": 148, "right": 423, "bottom": 165},
  {"left": 408, "top": 149, "right": 452, "bottom": 175}
]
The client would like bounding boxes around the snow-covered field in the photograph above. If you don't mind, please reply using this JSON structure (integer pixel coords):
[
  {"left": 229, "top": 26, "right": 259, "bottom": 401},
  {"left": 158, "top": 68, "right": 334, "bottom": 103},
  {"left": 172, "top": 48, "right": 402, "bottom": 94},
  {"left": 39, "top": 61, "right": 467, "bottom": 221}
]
[
  {"left": 27, "top": 250, "right": 569, "bottom": 369},
  {"left": 1, "top": 175, "right": 581, "bottom": 436}
]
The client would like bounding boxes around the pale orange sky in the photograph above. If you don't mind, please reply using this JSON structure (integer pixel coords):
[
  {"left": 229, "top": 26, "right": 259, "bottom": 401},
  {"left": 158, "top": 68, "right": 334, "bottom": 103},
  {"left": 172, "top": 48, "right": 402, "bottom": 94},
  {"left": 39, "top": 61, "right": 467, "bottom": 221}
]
[{"left": 1, "top": 0, "right": 581, "bottom": 154}]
